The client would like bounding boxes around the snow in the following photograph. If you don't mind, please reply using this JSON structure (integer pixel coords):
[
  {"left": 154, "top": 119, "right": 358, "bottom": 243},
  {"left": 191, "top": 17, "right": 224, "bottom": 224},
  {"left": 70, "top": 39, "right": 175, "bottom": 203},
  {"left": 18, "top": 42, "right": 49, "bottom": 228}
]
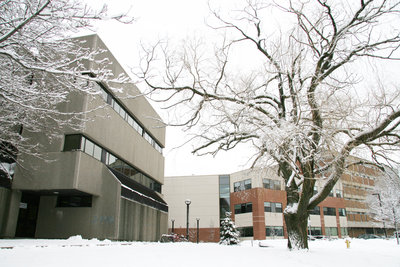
[{"left": 1, "top": 237, "right": 399, "bottom": 267}]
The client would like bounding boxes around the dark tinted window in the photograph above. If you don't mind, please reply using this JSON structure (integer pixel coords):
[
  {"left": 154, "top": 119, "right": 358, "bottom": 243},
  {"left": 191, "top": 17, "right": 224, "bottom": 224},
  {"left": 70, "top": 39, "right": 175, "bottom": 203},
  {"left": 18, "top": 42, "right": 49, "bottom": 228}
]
[
  {"left": 63, "top": 134, "right": 82, "bottom": 151},
  {"left": 57, "top": 195, "right": 92, "bottom": 207}
]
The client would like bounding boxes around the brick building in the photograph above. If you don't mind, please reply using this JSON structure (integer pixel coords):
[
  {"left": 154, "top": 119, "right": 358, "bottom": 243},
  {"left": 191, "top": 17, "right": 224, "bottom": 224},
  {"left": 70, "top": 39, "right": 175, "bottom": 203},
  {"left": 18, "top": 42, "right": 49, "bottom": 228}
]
[{"left": 163, "top": 162, "right": 388, "bottom": 242}]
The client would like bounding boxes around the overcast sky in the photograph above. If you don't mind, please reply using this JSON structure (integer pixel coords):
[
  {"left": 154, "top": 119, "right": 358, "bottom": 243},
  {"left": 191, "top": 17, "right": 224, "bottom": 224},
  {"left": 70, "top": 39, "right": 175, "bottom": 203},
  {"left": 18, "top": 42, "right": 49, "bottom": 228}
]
[{"left": 81, "top": 0, "right": 256, "bottom": 177}]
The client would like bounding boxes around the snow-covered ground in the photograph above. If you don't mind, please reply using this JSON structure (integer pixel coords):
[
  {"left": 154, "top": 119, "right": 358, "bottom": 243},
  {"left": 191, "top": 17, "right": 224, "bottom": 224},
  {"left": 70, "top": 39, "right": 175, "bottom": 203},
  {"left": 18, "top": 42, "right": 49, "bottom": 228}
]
[{"left": 0, "top": 236, "right": 399, "bottom": 267}]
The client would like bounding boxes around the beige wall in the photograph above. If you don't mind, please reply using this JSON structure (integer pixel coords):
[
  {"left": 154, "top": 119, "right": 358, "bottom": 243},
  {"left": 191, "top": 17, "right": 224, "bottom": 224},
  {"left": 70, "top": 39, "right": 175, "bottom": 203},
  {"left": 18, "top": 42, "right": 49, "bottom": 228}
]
[{"left": 163, "top": 175, "right": 220, "bottom": 230}]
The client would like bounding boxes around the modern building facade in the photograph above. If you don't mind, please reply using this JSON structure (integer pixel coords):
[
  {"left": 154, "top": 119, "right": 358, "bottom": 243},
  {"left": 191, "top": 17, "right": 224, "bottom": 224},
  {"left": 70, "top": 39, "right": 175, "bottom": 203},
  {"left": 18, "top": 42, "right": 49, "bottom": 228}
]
[
  {"left": 0, "top": 34, "right": 168, "bottom": 241},
  {"left": 164, "top": 162, "right": 388, "bottom": 242}
]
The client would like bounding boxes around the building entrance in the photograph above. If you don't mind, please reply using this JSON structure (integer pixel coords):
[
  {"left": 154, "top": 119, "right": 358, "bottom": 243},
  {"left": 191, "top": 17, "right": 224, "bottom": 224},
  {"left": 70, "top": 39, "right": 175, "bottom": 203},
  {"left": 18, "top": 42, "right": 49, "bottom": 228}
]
[{"left": 15, "top": 193, "right": 40, "bottom": 238}]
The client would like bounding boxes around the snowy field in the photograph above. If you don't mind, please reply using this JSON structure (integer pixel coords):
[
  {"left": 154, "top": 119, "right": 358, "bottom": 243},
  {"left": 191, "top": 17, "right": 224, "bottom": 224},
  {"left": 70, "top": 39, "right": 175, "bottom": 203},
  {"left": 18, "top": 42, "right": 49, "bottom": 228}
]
[{"left": 0, "top": 236, "right": 399, "bottom": 267}]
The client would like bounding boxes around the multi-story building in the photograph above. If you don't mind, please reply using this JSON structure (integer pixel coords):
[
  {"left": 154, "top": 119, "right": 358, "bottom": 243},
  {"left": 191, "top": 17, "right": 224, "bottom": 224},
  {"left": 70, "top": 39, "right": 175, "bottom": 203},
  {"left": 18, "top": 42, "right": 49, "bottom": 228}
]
[
  {"left": 0, "top": 34, "right": 168, "bottom": 241},
  {"left": 342, "top": 157, "right": 388, "bottom": 237},
  {"left": 164, "top": 162, "right": 386, "bottom": 242}
]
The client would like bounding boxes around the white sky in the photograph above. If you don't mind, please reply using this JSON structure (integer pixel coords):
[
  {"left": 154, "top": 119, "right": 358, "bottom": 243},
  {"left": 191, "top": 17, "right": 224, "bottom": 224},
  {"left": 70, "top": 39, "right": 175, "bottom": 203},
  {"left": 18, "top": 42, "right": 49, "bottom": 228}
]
[{"left": 81, "top": 0, "right": 256, "bottom": 177}]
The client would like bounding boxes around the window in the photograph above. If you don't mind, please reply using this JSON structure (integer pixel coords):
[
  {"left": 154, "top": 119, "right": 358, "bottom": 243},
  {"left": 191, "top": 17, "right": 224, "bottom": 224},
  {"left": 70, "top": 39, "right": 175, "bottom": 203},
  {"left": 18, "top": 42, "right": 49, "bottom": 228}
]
[
  {"left": 323, "top": 207, "right": 336, "bottom": 216},
  {"left": 234, "top": 179, "right": 251, "bottom": 192},
  {"left": 63, "top": 134, "right": 82, "bottom": 151},
  {"left": 338, "top": 208, "right": 346, "bottom": 216},
  {"left": 336, "top": 190, "right": 343, "bottom": 198},
  {"left": 237, "top": 227, "right": 253, "bottom": 237},
  {"left": 244, "top": 179, "right": 252, "bottom": 190},
  {"left": 341, "top": 227, "right": 348, "bottom": 236},
  {"left": 263, "top": 178, "right": 281, "bottom": 190},
  {"left": 83, "top": 138, "right": 94, "bottom": 155},
  {"left": 328, "top": 190, "right": 334, "bottom": 197},
  {"left": 309, "top": 227, "right": 322, "bottom": 236},
  {"left": 94, "top": 81, "right": 162, "bottom": 154},
  {"left": 56, "top": 195, "right": 92, "bottom": 207},
  {"left": 234, "top": 202, "right": 252, "bottom": 214},
  {"left": 63, "top": 134, "right": 162, "bottom": 193},
  {"left": 313, "top": 186, "right": 318, "bottom": 195},
  {"left": 266, "top": 226, "right": 284, "bottom": 236},
  {"left": 325, "top": 227, "right": 338, "bottom": 236},
  {"left": 263, "top": 178, "right": 271, "bottom": 189},
  {"left": 264, "top": 202, "right": 283, "bottom": 213},
  {"left": 309, "top": 206, "right": 320, "bottom": 215}
]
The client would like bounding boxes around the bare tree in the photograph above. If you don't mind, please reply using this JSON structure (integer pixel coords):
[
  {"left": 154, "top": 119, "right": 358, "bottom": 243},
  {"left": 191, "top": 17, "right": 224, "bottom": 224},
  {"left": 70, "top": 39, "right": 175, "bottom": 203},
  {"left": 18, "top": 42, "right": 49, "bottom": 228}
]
[
  {"left": 138, "top": 0, "right": 400, "bottom": 249},
  {"left": 367, "top": 167, "right": 400, "bottom": 243},
  {"left": 0, "top": 0, "right": 133, "bottom": 171}
]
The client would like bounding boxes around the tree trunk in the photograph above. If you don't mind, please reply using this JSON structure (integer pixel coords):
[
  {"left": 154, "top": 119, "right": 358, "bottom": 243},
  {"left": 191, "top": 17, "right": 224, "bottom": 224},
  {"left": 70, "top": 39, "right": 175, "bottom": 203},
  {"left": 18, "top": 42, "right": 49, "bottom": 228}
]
[{"left": 284, "top": 212, "right": 309, "bottom": 250}]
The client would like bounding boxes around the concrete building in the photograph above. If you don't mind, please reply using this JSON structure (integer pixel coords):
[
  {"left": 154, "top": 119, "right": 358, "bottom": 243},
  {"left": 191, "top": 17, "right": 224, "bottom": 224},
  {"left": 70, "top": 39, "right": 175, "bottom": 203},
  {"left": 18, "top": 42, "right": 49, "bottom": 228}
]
[
  {"left": 164, "top": 163, "right": 386, "bottom": 242},
  {"left": 0, "top": 34, "right": 168, "bottom": 241}
]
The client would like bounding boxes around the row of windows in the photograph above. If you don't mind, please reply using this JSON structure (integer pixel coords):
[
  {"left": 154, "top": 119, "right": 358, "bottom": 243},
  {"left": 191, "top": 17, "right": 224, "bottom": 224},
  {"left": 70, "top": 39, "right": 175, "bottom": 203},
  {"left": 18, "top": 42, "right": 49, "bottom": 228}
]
[
  {"left": 64, "top": 134, "right": 162, "bottom": 193},
  {"left": 264, "top": 202, "right": 283, "bottom": 213},
  {"left": 234, "top": 202, "right": 252, "bottom": 214},
  {"left": 95, "top": 82, "right": 163, "bottom": 154},
  {"left": 233, "top": 179, "right": 251, "bottom": 192},
  {"left": 237, "top": 227, "right": 253, "bottom": 237},
  {"left": 266, "top": 226, "right": 284, "bottom": 236},
  {"left": 263, "top": 179, "right": 281, "bottom": 190},
  {"left": 56, "top": 195, "right": 92, "bottom": 207},
  {"left": 237, "top": 226, "right": 348, "bottom": 237}
]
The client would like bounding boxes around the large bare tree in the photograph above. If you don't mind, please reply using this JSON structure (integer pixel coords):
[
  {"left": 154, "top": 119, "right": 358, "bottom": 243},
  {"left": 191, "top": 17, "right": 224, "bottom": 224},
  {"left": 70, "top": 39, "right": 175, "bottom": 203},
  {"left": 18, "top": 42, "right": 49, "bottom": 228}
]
[
  {"left": 138, "top": 0, "right": 400, "bottom": 249},
  {"left": 0, "top": 0, "right": 133, "bottom": 171}
]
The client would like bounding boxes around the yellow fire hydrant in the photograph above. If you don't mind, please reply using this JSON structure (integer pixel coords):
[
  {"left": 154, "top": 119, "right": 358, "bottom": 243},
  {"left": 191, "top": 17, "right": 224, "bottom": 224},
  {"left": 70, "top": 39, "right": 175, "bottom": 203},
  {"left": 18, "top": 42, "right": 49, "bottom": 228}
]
[{"left": 345, "top": 239, "right": 351, "bottom": 249}]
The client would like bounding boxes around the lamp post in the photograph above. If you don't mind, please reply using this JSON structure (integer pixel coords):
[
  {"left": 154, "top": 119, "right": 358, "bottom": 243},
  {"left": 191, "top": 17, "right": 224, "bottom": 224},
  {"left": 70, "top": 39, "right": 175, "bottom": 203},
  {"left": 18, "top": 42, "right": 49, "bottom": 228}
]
[
  {"left": 372, "top": 193, "right": 387, "bottom": 238},
  {"left": 185, "top": 199, "right": 191, "bottom": 241},
  {"left": 171, "top": 219, "right": 175, "bottom": 234},
  {"left": 196, "top": 218, "right": 200, "bottom": 244}
]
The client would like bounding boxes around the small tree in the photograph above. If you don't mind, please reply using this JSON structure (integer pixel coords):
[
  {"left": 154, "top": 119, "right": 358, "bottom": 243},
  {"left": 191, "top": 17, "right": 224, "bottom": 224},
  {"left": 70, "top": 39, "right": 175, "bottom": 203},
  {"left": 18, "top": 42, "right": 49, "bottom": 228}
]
[
  {"left": 367, "top": 167, "right": 400, "bottom": 242},
  {"left": 220, "top": 212, "right": 240, "bottom": 245}
]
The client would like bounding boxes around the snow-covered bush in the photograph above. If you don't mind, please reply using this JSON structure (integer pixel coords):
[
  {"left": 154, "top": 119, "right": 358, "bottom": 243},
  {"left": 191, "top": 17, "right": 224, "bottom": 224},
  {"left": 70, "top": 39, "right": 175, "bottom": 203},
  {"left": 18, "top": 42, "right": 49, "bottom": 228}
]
[{"left": 219, "top": 212, "right": 240, "bottom": 245}]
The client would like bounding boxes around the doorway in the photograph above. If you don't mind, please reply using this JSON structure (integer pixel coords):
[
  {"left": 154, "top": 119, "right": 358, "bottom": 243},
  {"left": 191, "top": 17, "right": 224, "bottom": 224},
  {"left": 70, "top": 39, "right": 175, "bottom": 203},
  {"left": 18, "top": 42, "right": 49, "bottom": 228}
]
[{"left": 15, "top": 193, "right": 40, "bottom": 238}]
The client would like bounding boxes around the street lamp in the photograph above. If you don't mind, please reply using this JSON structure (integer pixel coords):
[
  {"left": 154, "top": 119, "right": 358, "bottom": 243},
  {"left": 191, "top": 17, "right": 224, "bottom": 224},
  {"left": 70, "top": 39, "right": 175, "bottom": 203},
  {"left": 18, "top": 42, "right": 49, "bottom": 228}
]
[
  {"left": 372, "top": 193, "right": 387, "bottom": 238},
  {"left": 196, "top": 218, "right": 200, "bottom": 244},
  {"left": 185, "top": 199, "right": 191, "bottom": 241},
  {"left": 171, "top": 219, "right": 175, "bottom": 234}
]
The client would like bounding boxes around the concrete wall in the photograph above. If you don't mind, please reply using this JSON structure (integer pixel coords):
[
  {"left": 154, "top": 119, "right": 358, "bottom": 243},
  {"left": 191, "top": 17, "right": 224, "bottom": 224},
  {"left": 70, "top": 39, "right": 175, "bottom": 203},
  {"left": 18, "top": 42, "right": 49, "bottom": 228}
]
[
  {"left": 0, "top": 189, "right": 21, "bottom": 238},
  {"left": 118, "top": 198, "right": 168, "bottom": 241},
  {"left": 163, "top": 175, "right": 220, "bottom": 230},
  {"left": 35, "top": 165, "right": 121, "bottom": 239}
]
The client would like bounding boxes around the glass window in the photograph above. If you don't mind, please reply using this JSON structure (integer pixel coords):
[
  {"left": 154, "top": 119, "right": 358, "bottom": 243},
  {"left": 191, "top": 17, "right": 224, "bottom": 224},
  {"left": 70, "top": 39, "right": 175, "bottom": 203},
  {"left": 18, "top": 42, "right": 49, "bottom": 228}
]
[
  {"left": 328, "top": 190, "right": 334, "bottom": 197},
  {"left": 338, "top": 208, "right": 346, "bottom": 216},
  {"left": 127, "top": 116, "right": 134, "bottom": 127},
  {"left": 266, "top": 226, "right": 284, "bottom": 236},
  {"left": 263, "top": 178, "right": 271, "bottom": 189},
  {"left": 63, "top": 134, "right": 82, "bottom": 151},
  {"left": 119, "top": 107, "right": 126, "bottom": 120},
  {"left": 323, "top": 207, "right": 336, "bottom": 216},
  {"left": 313, "top": 186, "right": 318, "bottom": 195},
  {"left": 310, "top": 206, "right": 320, "bottom": 215},
  {"left": 234, "top": 182, "right": 241, "bottom": 192},
  {"left": 93, "top": 144, "right": 102, "bottom": 161},
  {"left": 310, "top": 227, "right": 322, "bottom": 236},
  {"left": 108, "top": 153, "right": 117, "bottom": 166},
  {"left": 235, "top": 202, "right": 252, "bottom": 214},
  {"left": 244, "top": 179, "right": 252, "bottom": 190},
  {"left": 336, "top": 190, "right": 343, "bottom": 198},
  {"left": 326, "top": 227, "right": 338, "bottom": 236},
  {"left": 237, "top": 227, "right": 253, "bottom": 237},
  {"left": 234, "top": 204, "right": 241, "bottom": 214},
  {"left": 264, "top": 202, "right": 271, "bottom": 212},
  {"left": 83, "top": 138, "right": 94, "bottom": 156},
  {"left": 56, "top": 195, "right": 92, "bottom": 207},
  {"left": 275, "top": 203, "right": 283, "bottom": 213},
  {"left": 341, "top": 227, "right": 348, "bottom": 236}
]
